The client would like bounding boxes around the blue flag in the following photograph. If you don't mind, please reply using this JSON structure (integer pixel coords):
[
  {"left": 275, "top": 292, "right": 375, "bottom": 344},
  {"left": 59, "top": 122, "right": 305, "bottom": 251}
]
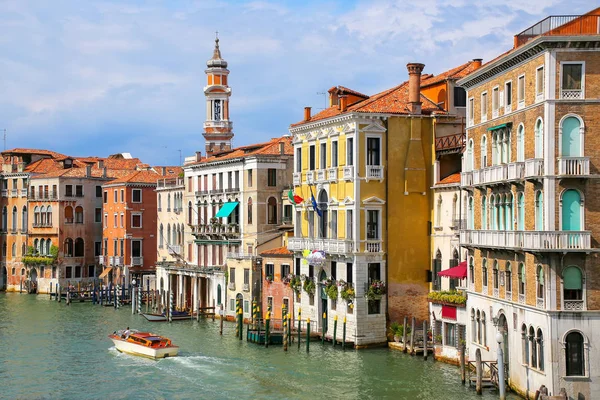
[{"left": 310, "top": 186, "right": 322, "bottom": 217}]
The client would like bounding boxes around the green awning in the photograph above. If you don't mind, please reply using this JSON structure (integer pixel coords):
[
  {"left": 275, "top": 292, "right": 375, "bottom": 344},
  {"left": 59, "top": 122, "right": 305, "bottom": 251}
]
[
  {"left": 215, "top": 201, "right": 239, "bottom": 218},
  {"left": 487, "top": 123, "right": 512, "bottom": 131},
  {"left": 563, "top": 267, "right": 582, "bottom": 290}
]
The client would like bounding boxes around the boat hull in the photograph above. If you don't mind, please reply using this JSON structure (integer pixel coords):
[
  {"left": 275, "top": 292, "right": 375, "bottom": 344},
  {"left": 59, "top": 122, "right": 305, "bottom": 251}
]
[
  {"left": 110, "top": 337, "right": 179, "bottom": 359},
  {"left": 142, "top": 313, "right": 191, "bottom": 322}
]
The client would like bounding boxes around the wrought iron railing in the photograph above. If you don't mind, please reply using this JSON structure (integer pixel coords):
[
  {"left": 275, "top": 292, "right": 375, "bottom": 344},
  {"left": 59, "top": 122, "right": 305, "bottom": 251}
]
[{"left": 515, "top": 15, "right": 600, "bottom": 47}]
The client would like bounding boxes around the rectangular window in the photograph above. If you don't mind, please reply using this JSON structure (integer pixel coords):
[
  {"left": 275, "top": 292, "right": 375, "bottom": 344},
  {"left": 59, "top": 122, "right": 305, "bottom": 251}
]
[
  {"left": 280, "top": 264, "right": 290, "bottom": 279},
  {"left": 88, "top": 265, "right": 95, "bottom": 278},
  {"left": 346, "top": 210, "right": 353, "bottom": 240},
  {"left": 366, "top": 137, "right": 380, "bottom": 166},
  {"left": 75, "top": 185, "right": 83, "bottom": 197},
  {"left": 309, "top": 265, "right": 314, "bottom": 278},
  {"left": 94, "top": 242, "right": 101, "bottom": 257},
  {"left": 65, "top": 266, "right": 72, "bottom": 279},
  {"left": 368, "top": 300, "right": 380, "bottom": 315},
  {"left": 103, "top": 191, "right": 107, "bottom": 204},
  {"left": 120, "top": 189, "right": 124, "bottom": 203},
  {"left": 331, "top": 210, "right": 337, "bottom": 239},
  {"left": 367, "top": 210, "right": 379, "bottom": 239},
  {"left": 492, "top": 87, "right": 499, "bottom": 115},
  {"left": 96, "top": 186, "right": 102, "bottom": 197},
  {"left": 505, "top": 81, "right": 512, "bottom": 109},
  {"left": 103, "top": 214, "right": 108, "bottom": 228},
  {"left": 120, "top": 213, "right": 124, "bottom": 228},
  {"left": 95, "top": 208, "right": 102, "bottom": 223},
  {"left": 230, "top": 298, "right": 235, "bottom": 312},
  {"left": 131, "top": 240, "right": 141, "bottom": 257},
  {"left": 265, "top": 264, "right": 274, "bottom": 278},
  {"left": 227, "top": 171, "right": 232, "bottom": 189},
  {"left": 295, "top": 210, "right": 302, "bottom": 236},
  {"left": 536, "top": 66, "right": 544, "bottom": 98},
  {"left": 331, "top": 141, "right": 338, "bottom": 167},
  {"left": 346, "top": 263, "right": 353, "bottom": 284},
  {"left": 346, "top": 138, "right": 354, "bottom": 166},
  {"left": 113, "top": 213, "right": 118, "bottom": 228},
  {"left": 244, "top": 268, "right": 249, "bottom": 285},
  {"left": 235, "top": 171, "right": 239, "bottom": 189},
  {"left": 562, "top": 63, "right": 583, "bottom": 90},
  {"left": 517, "top": 75, "right": 525, "bottom": 106},
  {"left": 65, "top": 185, "right": 73, "bottom": 197},
  {"left": 308, "top": 211, "right": 314, "bottom": 239},
  {"left": 103, "top": 238, "right": 108, "bottom": 256},
  {"left": 132, "top": 189, "right": 141, "bottom": 203},
  {"left": 468, "top": 98, "right": 474, "bottom": 125},
  {"left": 295, "top": 258, "right": 301, "bottom": 276},
  {"left": 309, "top": 145, "right": 316, "bottom": 170},
  {"left": 132, "top": 214, "right": 142, "bottom": 228},
  {"left": 267, "top": 169, "right": 276, "bottom": 186},
  {"left": 454, "top": 87, "right": 466, "bottom": 107},
  {"left": 113, "top": 239, "right": 118, "bottom": 256},
  {"left": 120, "top": 239, "right": 124, "bottom": 257},
  {"left": 296, "top": 148, "right": 302, "bottom": 172},
  {"left": 480, "top": 92, "right": 488, "bottom": 121},
  {"left": 218, "top": 173, "right": 223, "bottom": 190},
  {"left": 445, "top": 323, "right": 457, "bottom": 348},
  {"left": 247, "top": 170, "right": 253, "bottom": 187},
  {"left": 368, "top": 263, "right": 381, "bottom": 283},
  {"left": 320, "top": 142, "right": 327, "bottom": 169},
  {"left": 114, "top": 190, "right": 117, "bottom": 203},
  {"left": 331, "top": 261, "right": 337, "bottom": 280}
]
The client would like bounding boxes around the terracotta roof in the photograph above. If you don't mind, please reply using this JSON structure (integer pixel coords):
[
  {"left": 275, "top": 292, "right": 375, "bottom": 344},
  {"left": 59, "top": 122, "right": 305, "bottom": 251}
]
[
  {"left": 105, "top": 170, "right": 162, "bottom": 185},
  {"left": 189, "top": 137, "right": 293, "bottom": 165},
  {"left": 328, "top": 85, "right": 369, "bottom": 100},
  {"left": 421, "top": 60, "right": 482, "bottom": 87},
  {"left": 437, "top": 172, "right": 461, "bottom": 185},
  {"left": 260, "top": 246, "right": 293, "bottom": 256},
  {"left": 24, "top": 158, "right": 62, "bottom": 173},
  {"left": 76, "top": 157, "right": 142, "bottom": 170},
  {"left": 2, "top": 148, "right": 66, "bottom": 158},
  {"left": 153, "top": 166, "right": 183, "bottom": 177}
]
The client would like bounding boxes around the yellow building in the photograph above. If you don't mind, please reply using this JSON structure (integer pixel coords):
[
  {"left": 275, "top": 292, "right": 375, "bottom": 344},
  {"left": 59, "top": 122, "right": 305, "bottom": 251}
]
[{"left": 289, "top": 64, "right": 467, "bottom": 345}]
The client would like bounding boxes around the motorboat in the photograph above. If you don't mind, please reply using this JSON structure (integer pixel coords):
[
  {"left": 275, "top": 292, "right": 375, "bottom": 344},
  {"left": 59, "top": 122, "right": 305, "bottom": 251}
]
[{"left": 109, "top": 329, "right": 179, "bottom": 359}]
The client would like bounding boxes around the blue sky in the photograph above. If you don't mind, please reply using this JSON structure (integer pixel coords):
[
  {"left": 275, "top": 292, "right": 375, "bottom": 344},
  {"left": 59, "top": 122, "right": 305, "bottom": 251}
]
[{"left": 1, "top": 0, "right": 595, "bottom": 165}]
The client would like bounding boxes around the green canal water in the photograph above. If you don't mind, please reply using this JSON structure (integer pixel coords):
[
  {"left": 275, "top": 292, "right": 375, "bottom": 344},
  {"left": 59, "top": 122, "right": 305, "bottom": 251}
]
[{"left": 0, "top": 293, "right": 519, "bottom": 399}]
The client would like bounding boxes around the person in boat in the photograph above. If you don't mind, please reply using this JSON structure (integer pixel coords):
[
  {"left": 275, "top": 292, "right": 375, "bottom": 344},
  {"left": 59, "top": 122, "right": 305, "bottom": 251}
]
[{"left": 123, "top": 327, "right": 131, "bottom": 339}]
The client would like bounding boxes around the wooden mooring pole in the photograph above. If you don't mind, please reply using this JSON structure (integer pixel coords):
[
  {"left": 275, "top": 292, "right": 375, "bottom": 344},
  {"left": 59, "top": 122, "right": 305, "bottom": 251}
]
[
  {"left": 423, "top": 321, "right": 428, "bottom": 361},
  {"left": 219, "top": 304, "right": 224, "bottom": 335},
  {"left": 475, "top": 348, "right": 482, "bottom": 395},
  {"left": 460, "top": 342, "right": 466, "bottom": 384},
  {"left": 402, "top": 316, "right": 407, "bottom": 353},
  {"left": 410, "top": 317, "right": 416, "bottom": 355}
]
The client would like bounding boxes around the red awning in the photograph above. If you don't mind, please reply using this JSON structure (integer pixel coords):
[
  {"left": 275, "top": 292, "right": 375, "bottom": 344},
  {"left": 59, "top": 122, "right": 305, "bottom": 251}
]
[{"left": 437, "top": 261, "right": 467, "bottom": 279}]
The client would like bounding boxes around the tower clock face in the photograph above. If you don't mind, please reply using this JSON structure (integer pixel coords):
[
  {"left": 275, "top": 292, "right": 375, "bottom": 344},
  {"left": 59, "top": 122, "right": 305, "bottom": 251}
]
[{"left": 214, "top": 100, "right": 221, "bottom": 121}]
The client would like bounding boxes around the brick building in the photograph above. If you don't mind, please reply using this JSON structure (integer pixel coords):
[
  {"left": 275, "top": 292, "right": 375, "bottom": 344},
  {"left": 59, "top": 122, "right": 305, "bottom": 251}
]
[{"left": 458, "top": 9, "right": 600, "bottom": 398}]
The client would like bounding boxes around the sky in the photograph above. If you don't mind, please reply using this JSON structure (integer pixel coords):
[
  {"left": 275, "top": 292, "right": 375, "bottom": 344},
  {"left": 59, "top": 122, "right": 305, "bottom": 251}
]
[{"left": 0, "top": 0, "right": 595, "bottom": 166}]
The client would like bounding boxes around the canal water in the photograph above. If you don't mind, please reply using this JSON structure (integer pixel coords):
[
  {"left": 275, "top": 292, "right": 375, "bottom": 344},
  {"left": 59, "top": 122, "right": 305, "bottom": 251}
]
[{"left": 0, "top": 293, "right": 519, "bottom": 399}]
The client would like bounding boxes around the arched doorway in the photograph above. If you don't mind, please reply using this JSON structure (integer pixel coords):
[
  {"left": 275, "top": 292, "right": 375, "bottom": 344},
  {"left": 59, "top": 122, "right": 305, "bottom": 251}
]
[
  {"left": 29, "top": 268, "right": 38, "bottom": 294},
  {"left": 319, "top": 269, "right": 328, "bottom": 333},
  {"left": 498, "top": 313, "right": 509, "bottom": 373},
  {"left": 1, "top": 266, "right": 6, "bottom": 290}
]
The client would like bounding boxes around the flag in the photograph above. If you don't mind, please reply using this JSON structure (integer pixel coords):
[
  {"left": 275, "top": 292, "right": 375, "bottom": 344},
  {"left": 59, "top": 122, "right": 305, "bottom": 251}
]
[
  {"left": 288, "top": 189, "right": 303, "bottom": 205},
  {"left": 310, "top": 186, "right": 322, "bottom": 217}
]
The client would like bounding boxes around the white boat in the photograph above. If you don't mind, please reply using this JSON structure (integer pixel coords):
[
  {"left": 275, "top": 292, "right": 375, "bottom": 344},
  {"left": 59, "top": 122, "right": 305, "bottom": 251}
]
[{"left": 109, "top": 329, "right": 179, "bottom": 359}]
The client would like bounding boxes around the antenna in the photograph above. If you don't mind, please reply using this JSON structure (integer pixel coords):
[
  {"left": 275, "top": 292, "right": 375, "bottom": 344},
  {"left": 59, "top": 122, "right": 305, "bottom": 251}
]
[
  {"left": 3, "top": 129, "right": 6, "bottom": 151},
  {"left": 177, "top": 150, "right": 182, "bottom": 166},
  {"left": 316, "top": 92, "right": 327, "bottom": 110}
]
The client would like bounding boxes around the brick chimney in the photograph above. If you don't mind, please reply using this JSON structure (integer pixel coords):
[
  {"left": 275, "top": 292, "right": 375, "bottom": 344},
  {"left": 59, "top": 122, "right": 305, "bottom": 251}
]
[
  {"left": 472, "top": 58, "right": 483, "bottom": 69},
  {"left": 195, "top": 151, "right": 202, "bottom": 162},
  {"left": 102, "top": 167, "right": 107, "bottom": 178},
  {"left": 86, "top": 165, "right": 92, "bottom": 177},
  {"left": 161, "top": 166, "right": 167, "bottom": 176},
  {"left": 279, "top": 142, "right": 285, "bottom": 155},
  {"left": 97, "top": 160, "right": 104, "bottom": 169},
  {"left": 304, "top": 107, "right": 311, "bottom": 122},
  {"left": 407, "top": 62, "right": 425, "bottom": 114},
  {"left": 339, "top": 95, "right": 348, "bottom": 112}
]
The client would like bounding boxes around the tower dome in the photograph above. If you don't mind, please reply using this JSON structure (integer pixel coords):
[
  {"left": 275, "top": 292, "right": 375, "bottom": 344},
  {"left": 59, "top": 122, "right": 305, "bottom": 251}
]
[{"left": 206, "top": 37, "right": 228, "bottom": 69}]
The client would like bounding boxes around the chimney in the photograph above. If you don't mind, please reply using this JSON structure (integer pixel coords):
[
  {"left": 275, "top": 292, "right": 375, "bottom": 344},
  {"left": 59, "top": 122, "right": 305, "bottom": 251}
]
[
  {"left": 102, "top": 167, "right": 107, "bottom": 178},
  {"left": 97, "top": 160, "right": 104, "bottom": 169},
  {"left": 304, "top": 107, "right": 311, "bottom": 122},
  {"left": 162, "top": 166, "right": 167, "bottom": 176},
  {"left": 279, "top": 142, "right": 285, "bottom": 155},
  {"left": 339, "top": 95, "right": 348, "bottom": 112},
  {"left": 86, "top": 165, "right": 92, "bottom": 177},
  {"left": 472, "top": 58, "right": 483, "bottom": 69},
  {"left": 407, "top": 62, "right": 425, "bottom": 114},
  {"left": 195, "top": 151, "right": 202, "bottom": 162}
]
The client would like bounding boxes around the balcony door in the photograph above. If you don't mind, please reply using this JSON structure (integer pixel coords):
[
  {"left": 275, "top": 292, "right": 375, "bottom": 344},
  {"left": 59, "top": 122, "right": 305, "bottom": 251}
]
[
  {"left": 561, "top": 117, "right": 581, "bottom": 157},
  {"left": 132, "top": 240, "right": 142, "bottom": 258},
  {"left": 562, "top": 190, "right": 581, "bottom": 231}
]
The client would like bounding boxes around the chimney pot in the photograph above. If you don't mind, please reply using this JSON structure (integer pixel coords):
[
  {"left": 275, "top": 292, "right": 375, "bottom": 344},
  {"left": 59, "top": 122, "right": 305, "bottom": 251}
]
[
  {"left": 472, "top": 58, "right": 483, "bottom": 69},
  {"left": 195, "top": 151, "right": 202, "bottom": 162},
  {"left": 86, "top": 165, "right": 92, "bottom": 177},
  {"left": 102, "top": 167, "right": 107, "bottom": 178},
  {"left": 406, "top": 62, "right": 425, "bottom": 115},
  {"left": 304, "top": 107, "right": 311, "bottom": 122}
]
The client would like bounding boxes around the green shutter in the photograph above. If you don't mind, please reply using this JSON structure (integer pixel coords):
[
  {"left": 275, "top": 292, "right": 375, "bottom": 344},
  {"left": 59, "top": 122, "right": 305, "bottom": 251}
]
[{"left": 563, "top": 267, "right": 582, "bottom": 290}]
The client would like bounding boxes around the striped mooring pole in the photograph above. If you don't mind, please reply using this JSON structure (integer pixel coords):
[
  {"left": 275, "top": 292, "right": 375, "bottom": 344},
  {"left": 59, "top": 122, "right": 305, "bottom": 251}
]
[
  {"left": 306, "top": 318, "right": 310, "bottom": 353},
  {"left": 342, "top": 316, "right": 347, "bottom": 350},
  {"left": 322, "top": 312, "right": 326, "bottom": 344},
  {"left": 169, "top": 290, "right": 174, "bottom": 323},
  {"left": 131, "top": 286, "right": 136, "bottom": 315},
  {"left": 265, "top": 310, "right": 271, "bottom": 348},
  {"left": 137, "top": 284, "right": 142, "bottom": 315},
  {"left": 333, "top": 315, "right": 338, "bottom": 347},
  {"left": 297, "top": 308, "right": 302, "bottom": 350}
]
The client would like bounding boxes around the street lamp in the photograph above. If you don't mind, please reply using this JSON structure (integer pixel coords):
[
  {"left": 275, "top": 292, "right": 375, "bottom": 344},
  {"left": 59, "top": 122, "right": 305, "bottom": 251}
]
[{"left": 496, "top": 331, "right": 506, "bottom": 400}]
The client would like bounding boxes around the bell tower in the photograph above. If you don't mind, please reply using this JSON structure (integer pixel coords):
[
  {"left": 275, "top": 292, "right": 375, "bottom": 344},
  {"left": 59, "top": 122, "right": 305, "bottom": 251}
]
[{"left": 203, "top": 34, "right": 233, "bottom": 156}]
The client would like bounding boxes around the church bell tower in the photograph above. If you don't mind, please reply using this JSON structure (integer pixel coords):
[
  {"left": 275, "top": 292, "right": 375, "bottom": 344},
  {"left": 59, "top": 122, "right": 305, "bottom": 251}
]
[{"left": 203, "top": 34, "right": 233, "bottom": 156}]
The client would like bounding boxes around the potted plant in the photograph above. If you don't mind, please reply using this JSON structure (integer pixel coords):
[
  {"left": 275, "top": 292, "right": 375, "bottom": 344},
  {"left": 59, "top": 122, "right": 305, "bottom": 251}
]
[
  {"left": 325, "top": 280, "right": 338, "bottom": 300},
  {"left": 389, "top": 321, "right": 402, "bottom": 342},
  {"left": 290, "top": 275, "right": 302, "bottom": 293},
  {"left": 265, "top": 275, "right": 273, "bottom": 283},
  {"left": 340, "top": 284, "right": 355, "bottom": 302},
  {"left": 282, "top": 274, "right": 292, "bottom": 285},
  {"left": 427, "top": 290, "right": 467, "bottom": 306},
  {"left": 366, "top": 280, "right": 386, "bottom": 300},
  {"left": 303, "top": 278, "right": 315, "bottom": 295}
]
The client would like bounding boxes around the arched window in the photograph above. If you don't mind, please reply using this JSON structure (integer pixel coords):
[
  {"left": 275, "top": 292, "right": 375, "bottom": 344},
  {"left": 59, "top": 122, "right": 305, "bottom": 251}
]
[
  {"left": 11, "top": 206, "right": 17, "bottom": 231},
  {"left": 563, "top": 266, "right": 583, "bottom": 305},
  {"left": 481, "top": 135, "right": 487, "bottom": 168},
  {"left": 490, "top": 194, "right": 497, "bottom": 230},
  {"left": 158, "top": 193, "right": 162, "bottom": 211},
  {"left": 537, "top": 265, "right": 545, "bottom": 301},
  {"left": 40, "top": 239, "right": 46, "bottom": 255},
  {"left": 467, "top": 196, "right": 474, "bottom": 230},
  {"left": 469, "top": 257, "right": 474, "bottom": 284},
  {"left": 188, "top": 201, "right": 193, "bottom": 225},
  {"left": 517, "top": 124, "right": 525, "bottom": 162},
  {"left": 1, "top": 206, "right": 6, "bottom": 231},
  {"left": 46, "top": 239, "right": 51, "bottom": 256},
  {"left": 493, "top": 260, "right": 499, "bottom": 289},
  {"left": 537, "top": 329, "right": 544, "bottom": 371},
  {"left": 466, "top": 139, "right": 474, "bottom": 171},
  {"left": 452, "top": 194, "right": 458, "bottom": 221},
  {"left": 21, "top": 206, "right": 27, "bottom": 231},
  {"left": 522, "top": 324, "right": 529, "bottom": 365},
  {"left": 498, "top": 194, "right": 505, "bottom": 230},
  {"left": 11, "top": 242, "right": 16, "bottom": 258},
  {"left": 34, "top": 206, "right": 39, "bottom": 225},
  {"left": 505, "top": 192, "right": 513, "bottom": 231},
  {"left": 317, "top": 190, "right": 328, "bottom": 238},
  {"left": 481, "top": 311, "right": 487, "bottom": 346},
  {"left": 562, "top": 189, "right": 582, "bottom": 231},
  {"left": 167, "top": 224, "right": 171, "bottom": 245},
  {"left": 476, "top": 310, "right": 481, "bottom": 343},
  {"left": 530, "top": 326, "right": 537, "bottom": 368},
  {"left": 482, "top": 258, "right": 488, "bottom": 288},
  {"left": 65, "top": 206, "right": 73, "bottom": 224},
  {"left": 561, "top": 116, "right": 582, "bottom": 157},
  {"left": 505, "top": 262, "right": 512, "bottom": 294},
  {"left": 159, "top": 224, "right": 164, "bottom": 248},
  {"left": 167, "top": 194, "right": 171, "bottom": 211},
  {"left": 565, "top": 331, "right": 585, "bottom": 376},
  {"left": 46, "top": 206, "right": 52, "bottom": 226},
  {"left": 267, "top": 197, "right": 277, "bottom": 224},
  {"left": 247, "top": 198, "right": 253, "bottom": 224},
  {"left": 217, "top": 284, "right": 222, "bottom": 305},
  {"left": 518, "top": 262, "right": 526, "bottom": 295},
  {"left": 64, "top": 238, "right": 74, "bottom": 257},
  {"left": 535, "top": 118, "right": 544, "bottom": 158},
  {"left": 34, "top": 238, "right": 39, "bottom": 254},
  {"left": 471, "top": 309, "right": 476, "bottom": 342},
  {"left": 535, "top": 191, "right": 544, "bottom": 230},
  {"left": 481, "top": 196, "right": 487, "bottom": 230},
  {"left": 40, "top": 206, "right": 46, "bottom": 225},
  {"left": 517, "top": 193, "right": 525, "bottom": 230},
  {"left": 433, "top": 250, "right": 442, "bottom": 291},
  {"left": 436, "top": 196, "right": 442, "bottom": 227},
  {"left": 74, "top": 238, "right": 84, "bottom": 257},
  {"left": 75, "top": 206, "right": 83, "bottom": 224}
]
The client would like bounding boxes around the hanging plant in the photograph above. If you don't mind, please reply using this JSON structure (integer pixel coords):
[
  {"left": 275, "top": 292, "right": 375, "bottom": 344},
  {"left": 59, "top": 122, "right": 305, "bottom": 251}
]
[
  {"left": 303, "top": 278, "right": 315, "bottom": 295},
  {"left": 325, "top": 280, "right": 338, "bottom": 300},
  {"left": 290, "top": 275, "right": 302, "bottom": 293},
  {"left": 341, "top": 285, "right": 355, "bottom": 301},
  {"left": 366, "top": 280, "right": 386, "bottom": 300}
]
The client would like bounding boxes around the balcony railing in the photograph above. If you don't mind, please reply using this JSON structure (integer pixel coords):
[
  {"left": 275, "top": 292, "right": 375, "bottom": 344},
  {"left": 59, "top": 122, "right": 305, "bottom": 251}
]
[
  {"left": 224, "top": 187, "right": 240, "bottom": 193},
  {"left": 195, "top": 190, "right": 209, "bottom": 196},
  {"left": 1, "top": 189, "right": 7, "bottom": 197},
  {"left": 561, "top": 89, "right": 583, "bottom": 99},
  {"left": 10, "top": 189, "right": 17, "bottom": 197},
  {"left": 111, "top": 256, "right": 124, "bottom": 266},
  {"left": 327, "top": 168, "right": 337, "bottom": 181},
  {"left": 20, "top": 189, "right": 27, "bottom": 197},
  {"left": 514, "top": 14, "right": 600, "bottom": 47},
  {"left": 316, "top": 169, "right": 326, "bottom": 182},
  {"left": 524, "top": 158, "right": 544, "bottom": 178},
  {"left": 460, "top": 230, "right": 591, "bottom": 251},
  {"left": 343, "top": 166, "right": 354, "bottom": 180},
  {"left": 564, "top": 299, "right": 584, "bottom": 311},
  {"left": 243, "top": 283, "right": 250, "bottom": 292},
  {"left": 293, "top": 172, "right": 301, "bottom": 186},
  {"left": 306, "top": 171, "right": 315, "bottom": 184},
  {"left": 288, "top": 238, "right": 354, "bottom": 255},
  {"left": 366, "top": 165, "right": 383, "bottom": 181},
  {"left": 558, "top": 157, "right": 589, "bottom": 176},
  {"left": 507, "top": 162, "right": 525, "bottom": 180},
  {"left": 98, "top": 256, "right": 106, "bottom": 265},
  {"left": 131, "top": 256, "right": 143, "bottom": 266},
  {"left": 28, "top": 192, "right": 58, "bottom": 200},
  {"left": 435, "top": 133, "right": 465, "bottom": 152},
  {"left": 537, "top": 297, "right": 545, "bottom": 309},
  {"left": 365, "top": 240, "right": 382, "bottom": 253},
  {"left": 228, "top": 282, "right": 236, "bottom": 291},
  {"left": 167, "top": 245, "right": 182, "bottom": 255},
  {"left": 227, "top": 252, "right": 254, "bottom": 260},
  {"left": 461, "top": 171, "right": 473, "bottom": 186}
]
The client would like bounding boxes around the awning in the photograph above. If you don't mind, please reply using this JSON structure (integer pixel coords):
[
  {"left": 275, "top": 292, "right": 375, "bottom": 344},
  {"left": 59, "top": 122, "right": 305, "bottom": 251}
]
[
  {"left": 442, "top": 305, "right": 457, "bottom": 320},
  {"left": 99, "top": 267, "right": 112, "bottom": 279},
  {"left": 215, "top": 201, "right": 239, "bottom": 218},
  {"left": 487, "top": 122, "right": 512, "bottom": 132},
  {"left": 437, "top": 261, "right": 467, "bottom": 279}
]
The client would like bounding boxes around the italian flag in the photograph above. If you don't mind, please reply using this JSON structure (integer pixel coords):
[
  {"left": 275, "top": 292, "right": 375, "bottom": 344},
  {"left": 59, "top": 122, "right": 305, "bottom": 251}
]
[{"left": 288, "top": 189, "right": 303, "bottom": 205}]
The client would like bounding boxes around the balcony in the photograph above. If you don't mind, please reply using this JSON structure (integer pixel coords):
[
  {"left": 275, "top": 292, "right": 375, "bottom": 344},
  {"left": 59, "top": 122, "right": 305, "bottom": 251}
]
[
  {"left": 366, "top": 165, "right": 384, "bottom": 181},
  {"left": 20, "top": 189, "right": 27, "bottom": 197},
  {"left": 461, "top": 171, "right": 473, "bottom": 186},
  {"left": 460, "top": 230, "right": 591, "bottom": 252},
  {"left": 288, "top": 237, "right": 354, "bottom": 255},
  {"left": 293, "top": 172, "right": 301, "bottom": 186},
  {"left": 558, "top": 157, "right": 589, "bottom": 176},
  {"left": 113, "top": 256, "right": 124, "bottom": 266},
  {"left": 561, "top": 89, "right": 583, "bottom": 100},
  {"left": 365, "top": 240, "right": 382, "bottom": 252},
  {"left": 327, "top": 168, "right": 337, "bottom": 181},
  {"left": 195, "top": 190, "right": 209, "bottom": 197},
  {"left": 131, "top": 256, "right": 143, "bottom": 266},
  {"left": 10, "top": 189, "right": 17, "bottom": 197},
  {"left": 1, "top": 189, "right": 7, "bottom": 197},
  {"left": 564, "top": 299, "right": 584, "bottom": 311},
  {"left": 227, "top": 252, "right": 254, "bottom": 260},
  {"left": 167, "top": 245, "right": 182, "bottom": 255},
  {"left": 472, "top": 164, "right": 507, "bottom": 186},
  {"left": 514, "top": 14, "right": 600, "bottom": 47},
  {"left": 228, "top": 282, "right": 236, "bottom": 291},
  {"left": 316, "top": 169, "right": 326, "bottom": 182},
  {"left": 306, "top": 171, "right": 315, "bottom": 184},
  {"left": 98, "top": 256, "right": 106, "bottom": 265},
  {"left": 343, "top": 166, "right": 354, "bottom": 180},
  {"left": 224, "top": 187, "right": 240, "bottom": 193},
  {"left": 507, "top": 162, "right": 525, "bottom": 180},
  {"left": 524, "top": 158, "right": 544, "bottom": 178},
  {"left": 435, "top": 133, "right": 465, "bottom": 153},
  {"left": 156, "top": 177, "right": 184, "bottom": 189}
]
